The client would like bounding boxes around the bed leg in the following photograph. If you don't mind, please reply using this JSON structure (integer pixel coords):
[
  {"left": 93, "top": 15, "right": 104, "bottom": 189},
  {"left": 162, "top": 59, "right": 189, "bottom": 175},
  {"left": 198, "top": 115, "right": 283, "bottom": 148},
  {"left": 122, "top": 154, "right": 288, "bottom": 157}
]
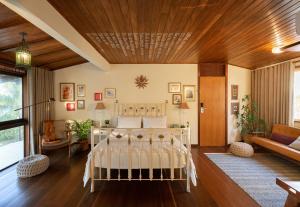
[
  {"left": 90, "top": 179, "right": 94, "bottom": 193},
  {"left": 186, "top": 178, "right": 190, "bottom": 192}
]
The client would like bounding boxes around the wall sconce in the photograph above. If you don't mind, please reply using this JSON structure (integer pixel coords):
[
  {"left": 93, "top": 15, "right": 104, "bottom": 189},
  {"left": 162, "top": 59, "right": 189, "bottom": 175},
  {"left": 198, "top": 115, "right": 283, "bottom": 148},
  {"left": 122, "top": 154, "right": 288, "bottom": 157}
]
[{"left": 66, "top": 102, "right": 75, "bottom": 111}]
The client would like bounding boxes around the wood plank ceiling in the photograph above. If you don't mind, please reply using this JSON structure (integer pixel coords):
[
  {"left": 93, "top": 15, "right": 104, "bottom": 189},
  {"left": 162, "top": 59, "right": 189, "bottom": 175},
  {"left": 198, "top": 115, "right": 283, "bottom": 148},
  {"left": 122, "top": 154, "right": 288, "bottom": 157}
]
[
  {"left": 0, "top": 3, "right": 87, "bottom": 70},
  {"left": 48, "top": 0, "right": 300, "bottom": 69}
]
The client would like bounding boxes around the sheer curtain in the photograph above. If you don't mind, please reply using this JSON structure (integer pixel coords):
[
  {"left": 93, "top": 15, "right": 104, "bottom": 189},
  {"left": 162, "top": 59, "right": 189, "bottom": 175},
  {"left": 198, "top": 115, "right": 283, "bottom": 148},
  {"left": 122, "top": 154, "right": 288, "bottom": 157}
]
[
  {"left": 251, "top": 62, "right": 294, "bottom": 130},
  {"left": 27, "top": 67, "right": 54, "bottom": 154}
]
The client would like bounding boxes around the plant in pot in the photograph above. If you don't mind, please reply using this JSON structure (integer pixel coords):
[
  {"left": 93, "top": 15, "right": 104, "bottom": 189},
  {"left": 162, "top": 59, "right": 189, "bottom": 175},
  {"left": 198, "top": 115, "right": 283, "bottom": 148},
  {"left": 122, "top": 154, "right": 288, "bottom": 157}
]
[
  {"left": 237, "top": 95, "right": 268, "bottom": 143},
  {"left": 71, "top": 119, "right": 92, "bottom": 151}
]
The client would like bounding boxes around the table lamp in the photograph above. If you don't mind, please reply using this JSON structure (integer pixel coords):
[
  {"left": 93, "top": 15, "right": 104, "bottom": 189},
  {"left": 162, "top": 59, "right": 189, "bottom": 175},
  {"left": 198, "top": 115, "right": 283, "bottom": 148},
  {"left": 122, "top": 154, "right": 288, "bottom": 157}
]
[
  {"left": 178, "top": 102, "right": 189, "bottom": 127},
  {"left": 95, "top": 102, "right": 105, "bottom": 127}
]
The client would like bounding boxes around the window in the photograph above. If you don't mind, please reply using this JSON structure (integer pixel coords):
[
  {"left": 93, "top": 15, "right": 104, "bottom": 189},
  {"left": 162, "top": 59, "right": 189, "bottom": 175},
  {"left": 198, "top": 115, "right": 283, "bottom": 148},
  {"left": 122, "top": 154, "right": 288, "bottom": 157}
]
[
  {"left": 0, "top": 73, "right": 25, "bottom": 170},
  {"left": 0, "top": 74, "right": 22, "bottom": 122},
  {"left": 294, "top": 71, "right": 300, "bottom": 121}
]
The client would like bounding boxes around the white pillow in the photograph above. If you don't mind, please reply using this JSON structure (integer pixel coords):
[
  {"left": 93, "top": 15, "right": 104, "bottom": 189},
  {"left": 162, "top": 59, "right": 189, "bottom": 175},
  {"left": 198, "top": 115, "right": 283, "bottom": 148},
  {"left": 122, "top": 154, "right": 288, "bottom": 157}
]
[
  {"left": 117, "top": 116, "right": 141, "bottom": 128},
  {"left": 143, "top": 116, "right": 167, "bottom": 128},
  {"left": 289, "top": 136, "right": 300, "bottom": 151}
]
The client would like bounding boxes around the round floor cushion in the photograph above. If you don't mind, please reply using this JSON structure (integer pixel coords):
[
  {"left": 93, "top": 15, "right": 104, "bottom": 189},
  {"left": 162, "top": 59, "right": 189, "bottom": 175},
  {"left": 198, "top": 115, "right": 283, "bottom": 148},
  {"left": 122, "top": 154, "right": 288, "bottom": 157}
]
[
  {"left": 230, "top": 142, "right": 254, "bottom": 157},
  {"left": 16, "top": 154, "right": 49, "bottom": 178}
]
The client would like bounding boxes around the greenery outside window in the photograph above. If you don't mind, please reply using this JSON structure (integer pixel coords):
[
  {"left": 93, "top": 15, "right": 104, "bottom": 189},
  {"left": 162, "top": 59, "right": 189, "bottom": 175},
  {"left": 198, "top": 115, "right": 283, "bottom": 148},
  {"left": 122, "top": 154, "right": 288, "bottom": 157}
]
[{"left": 0, "top": 72, "right": 26, "bottom": 170}]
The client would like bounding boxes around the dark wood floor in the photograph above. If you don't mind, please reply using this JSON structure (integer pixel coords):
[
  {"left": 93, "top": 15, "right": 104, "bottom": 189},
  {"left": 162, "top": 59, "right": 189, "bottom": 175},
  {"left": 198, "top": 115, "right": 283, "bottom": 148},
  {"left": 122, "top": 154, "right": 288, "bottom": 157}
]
[{"left": 0, "top": 147, "right": 228, "bottom": 207}]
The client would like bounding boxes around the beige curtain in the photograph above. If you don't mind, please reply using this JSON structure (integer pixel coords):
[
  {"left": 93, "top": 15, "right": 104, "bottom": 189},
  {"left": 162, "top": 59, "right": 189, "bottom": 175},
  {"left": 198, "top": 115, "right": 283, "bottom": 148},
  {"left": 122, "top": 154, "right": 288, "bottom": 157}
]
[
  {"left": 28, "top": 67, "right": 54, "bottom": 154},
  {"left": 251, "top": 62, "right": 294, "bottom": 129}
]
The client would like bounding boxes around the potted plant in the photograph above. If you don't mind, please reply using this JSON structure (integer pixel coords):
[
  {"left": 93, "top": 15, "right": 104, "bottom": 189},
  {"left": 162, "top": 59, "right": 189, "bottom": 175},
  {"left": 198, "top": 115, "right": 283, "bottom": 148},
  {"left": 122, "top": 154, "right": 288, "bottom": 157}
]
[
  {"left": 237, "top": 95, "right": 268, "bottom": 143},
  {"left": 71, "top": 119, "right": 92, "bottom": 151}
]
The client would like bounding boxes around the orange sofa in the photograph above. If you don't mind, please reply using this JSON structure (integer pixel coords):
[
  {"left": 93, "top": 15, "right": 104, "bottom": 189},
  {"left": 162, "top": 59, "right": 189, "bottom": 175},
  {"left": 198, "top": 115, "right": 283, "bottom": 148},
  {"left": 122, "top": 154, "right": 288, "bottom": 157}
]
[{"left": 250, "top": 124, "right": 300, "bottom": 162}]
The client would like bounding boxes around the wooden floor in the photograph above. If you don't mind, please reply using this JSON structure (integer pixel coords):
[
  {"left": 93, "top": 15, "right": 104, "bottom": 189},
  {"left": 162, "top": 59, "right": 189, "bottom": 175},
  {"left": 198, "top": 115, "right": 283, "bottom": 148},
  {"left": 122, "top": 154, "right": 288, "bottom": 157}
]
[{"left": 0, "top": 147, "right": 227, "bottom": 207}]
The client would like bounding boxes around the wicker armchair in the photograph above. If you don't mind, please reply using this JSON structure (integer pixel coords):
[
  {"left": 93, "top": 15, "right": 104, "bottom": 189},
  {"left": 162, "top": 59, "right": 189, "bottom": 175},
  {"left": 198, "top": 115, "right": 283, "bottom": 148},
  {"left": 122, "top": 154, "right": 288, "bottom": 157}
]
[{"left": 39, "top": 120, "right": 76, "bottom": 158}]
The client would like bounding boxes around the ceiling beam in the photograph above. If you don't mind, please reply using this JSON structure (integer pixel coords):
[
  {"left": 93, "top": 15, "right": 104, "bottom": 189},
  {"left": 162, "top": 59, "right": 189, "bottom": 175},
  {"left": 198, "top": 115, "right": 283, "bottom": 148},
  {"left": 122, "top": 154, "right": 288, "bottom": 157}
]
[{"left": 1, "top": 0, "right": 110, "bottom": 71}]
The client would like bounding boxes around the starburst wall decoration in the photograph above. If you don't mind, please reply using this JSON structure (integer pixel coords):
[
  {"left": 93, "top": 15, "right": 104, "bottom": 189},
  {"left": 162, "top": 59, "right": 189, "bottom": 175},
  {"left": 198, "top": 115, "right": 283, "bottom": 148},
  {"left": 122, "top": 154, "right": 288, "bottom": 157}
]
[{"left": 135, "top": 75, "right": 149, "bottom": 89}]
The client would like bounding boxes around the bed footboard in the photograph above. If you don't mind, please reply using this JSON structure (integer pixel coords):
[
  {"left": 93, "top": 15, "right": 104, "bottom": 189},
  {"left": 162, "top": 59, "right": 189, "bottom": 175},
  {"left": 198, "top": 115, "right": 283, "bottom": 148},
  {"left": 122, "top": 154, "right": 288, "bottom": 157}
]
[{"left": 89, "top": 124, "right": 193, "bottom": 193}]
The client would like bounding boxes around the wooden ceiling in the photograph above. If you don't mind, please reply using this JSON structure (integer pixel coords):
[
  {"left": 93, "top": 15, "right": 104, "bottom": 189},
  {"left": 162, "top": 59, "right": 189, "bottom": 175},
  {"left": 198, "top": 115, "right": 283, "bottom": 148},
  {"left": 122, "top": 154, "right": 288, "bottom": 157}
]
[
  {"left": 0, "top": 3, "right": 87, "bottom": 70},
  {"left": 48, "top": 0, "right": 300, "bottom": 69}
]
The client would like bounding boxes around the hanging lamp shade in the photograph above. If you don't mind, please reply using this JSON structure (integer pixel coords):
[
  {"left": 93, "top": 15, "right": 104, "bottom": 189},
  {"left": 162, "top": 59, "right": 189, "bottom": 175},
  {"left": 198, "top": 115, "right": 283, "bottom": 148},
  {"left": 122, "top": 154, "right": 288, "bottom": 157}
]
[
  {"left": 16, "top": 32, "right": 31, "bottom": 68},
  {"left": 95, "top": 102, "right": 105, "bottom": 110}
]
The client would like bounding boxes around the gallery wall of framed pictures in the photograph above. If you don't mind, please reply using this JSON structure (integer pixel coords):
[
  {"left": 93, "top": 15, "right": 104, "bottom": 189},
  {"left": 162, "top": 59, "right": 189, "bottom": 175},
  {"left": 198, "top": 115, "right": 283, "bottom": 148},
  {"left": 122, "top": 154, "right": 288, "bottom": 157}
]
[
  {"left": 230, "top": 84, "right": 239, "bottom": 115},
  {"left": 168, "top": 82, "right": 195, "bottom": 105},
  {"left": 60, "top": 82, "right": 118, "bottom": 111},
  {"left": 59, "top": 80, "right": 196, "bottom": 111}
]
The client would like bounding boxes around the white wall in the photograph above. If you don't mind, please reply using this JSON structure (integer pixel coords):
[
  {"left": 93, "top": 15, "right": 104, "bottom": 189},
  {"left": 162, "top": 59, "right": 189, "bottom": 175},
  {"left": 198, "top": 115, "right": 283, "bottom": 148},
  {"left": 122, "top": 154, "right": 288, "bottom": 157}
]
[
  {"left": 227, "top": 65, "right": 251, "bottom": 144},
  {"left": 53, "top": 63, "right": 198, "bottom": 144}
]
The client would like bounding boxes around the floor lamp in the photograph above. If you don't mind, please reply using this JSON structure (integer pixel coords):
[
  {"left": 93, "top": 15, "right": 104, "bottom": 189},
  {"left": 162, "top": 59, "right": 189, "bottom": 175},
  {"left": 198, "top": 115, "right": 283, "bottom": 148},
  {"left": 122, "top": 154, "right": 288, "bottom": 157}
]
[
  {"left": 178, "top": 102, "right": 189, "bottom": 127},
  {"left": 95, "top": 102, "right": 106, "bottom": 127},
  {"left": 14, "top": 98, "right": 55, "bottom": 155}
]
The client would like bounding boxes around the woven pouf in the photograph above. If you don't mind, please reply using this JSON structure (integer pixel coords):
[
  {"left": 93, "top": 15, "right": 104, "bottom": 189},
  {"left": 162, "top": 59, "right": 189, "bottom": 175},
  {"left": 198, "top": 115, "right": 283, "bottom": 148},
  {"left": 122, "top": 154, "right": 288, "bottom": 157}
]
[
  {"left": 230, "top": 142, "right": 254, "bottom": 157},
  {"left": 17, "top": 154, "right": 49, "bottom": 178}
]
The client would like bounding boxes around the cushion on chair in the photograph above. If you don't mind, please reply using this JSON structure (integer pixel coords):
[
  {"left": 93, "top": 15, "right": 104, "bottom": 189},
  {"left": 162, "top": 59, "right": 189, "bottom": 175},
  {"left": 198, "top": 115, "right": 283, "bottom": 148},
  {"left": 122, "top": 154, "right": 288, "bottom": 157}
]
[
  {"left": 271, "top": 133, "right": 295, "bottom": 145},
  {"left": 43, "top": 120, "right": 57, "bottom": 142},
  {"left": 42, "top": 138, "right": 68, "bottom": 150},
  {"left": 230, "top": 142, "right": 254, "bottom": 157},
  {"left": 17, "top": 154, "right": 49, "bottom": 178},
  {"left": 289, "top": 136, "right": 300, "bottom": 151}
]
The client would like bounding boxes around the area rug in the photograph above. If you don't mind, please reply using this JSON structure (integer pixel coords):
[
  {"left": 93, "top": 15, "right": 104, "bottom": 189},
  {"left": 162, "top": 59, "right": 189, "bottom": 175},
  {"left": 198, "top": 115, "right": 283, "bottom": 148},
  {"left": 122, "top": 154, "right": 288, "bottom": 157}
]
[{"left": 206, "top": 153, "right": 300, "bottom": 207}]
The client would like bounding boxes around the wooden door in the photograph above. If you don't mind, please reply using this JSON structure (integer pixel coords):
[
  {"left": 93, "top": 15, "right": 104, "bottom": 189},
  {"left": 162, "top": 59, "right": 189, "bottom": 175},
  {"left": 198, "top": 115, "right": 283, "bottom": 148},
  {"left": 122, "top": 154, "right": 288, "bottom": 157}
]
[{"left": 200, "top": 77, "right": 226, "bottom": 146}]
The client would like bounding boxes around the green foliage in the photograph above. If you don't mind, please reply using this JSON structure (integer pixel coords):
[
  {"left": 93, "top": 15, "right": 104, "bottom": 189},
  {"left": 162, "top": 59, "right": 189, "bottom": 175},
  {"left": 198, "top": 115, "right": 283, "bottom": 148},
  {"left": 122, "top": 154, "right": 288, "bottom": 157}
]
[
  {"left": 0, "top": 75, "right": 22, "bottom": 144},
  {"left": 237, "top": 95, "right": 267, "bottom": 138},
  {"left": 71, "top": 119, "right": 92, "bottom": 141}
]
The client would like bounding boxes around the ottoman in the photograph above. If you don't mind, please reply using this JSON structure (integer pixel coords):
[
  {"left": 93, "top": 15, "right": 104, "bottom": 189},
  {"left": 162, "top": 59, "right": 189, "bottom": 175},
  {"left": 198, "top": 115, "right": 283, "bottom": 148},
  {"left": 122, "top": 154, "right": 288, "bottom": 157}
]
[
  {"left": 230, "top": 142, "right": 254, "bottom": 157},
  {"left": 17, "top": 154, "right": 49, "bottom": 178}
]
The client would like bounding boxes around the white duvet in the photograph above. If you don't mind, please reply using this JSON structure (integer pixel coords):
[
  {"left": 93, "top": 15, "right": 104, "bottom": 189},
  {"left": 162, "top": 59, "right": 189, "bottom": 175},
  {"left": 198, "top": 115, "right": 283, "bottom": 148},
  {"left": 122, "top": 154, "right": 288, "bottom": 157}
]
[{"left": 83, "top": 136, "right": 197, "bottom": 187}]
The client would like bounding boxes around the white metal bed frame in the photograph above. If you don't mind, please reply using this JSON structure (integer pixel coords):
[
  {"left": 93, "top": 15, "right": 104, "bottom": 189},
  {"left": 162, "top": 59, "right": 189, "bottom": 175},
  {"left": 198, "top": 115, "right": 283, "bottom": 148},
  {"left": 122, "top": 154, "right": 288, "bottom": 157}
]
[{"left": 89, "top": 101, "right": 192, "bottom": 192}]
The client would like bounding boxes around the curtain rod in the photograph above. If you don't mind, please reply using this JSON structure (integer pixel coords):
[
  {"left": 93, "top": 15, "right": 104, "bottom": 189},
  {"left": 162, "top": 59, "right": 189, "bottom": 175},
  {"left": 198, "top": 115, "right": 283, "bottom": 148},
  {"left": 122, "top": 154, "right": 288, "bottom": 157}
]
[{"left": 253, "top": 56, "right": 300, "bottom": 71}]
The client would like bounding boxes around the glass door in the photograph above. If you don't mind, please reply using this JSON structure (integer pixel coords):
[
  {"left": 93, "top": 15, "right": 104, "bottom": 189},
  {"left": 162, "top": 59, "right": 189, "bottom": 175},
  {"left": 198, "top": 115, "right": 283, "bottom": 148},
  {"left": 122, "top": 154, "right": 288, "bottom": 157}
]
[{"left": 0, "top": 73, "right": 24, "bottom": 170}]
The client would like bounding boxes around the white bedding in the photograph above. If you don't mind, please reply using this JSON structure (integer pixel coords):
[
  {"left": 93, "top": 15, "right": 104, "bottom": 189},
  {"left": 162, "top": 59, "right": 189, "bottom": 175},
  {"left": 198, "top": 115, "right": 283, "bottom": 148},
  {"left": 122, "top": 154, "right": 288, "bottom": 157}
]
[
  {"left": 93, "top": 139, "right": 186, "bottom": 169},
  {"left": 83, "top": 136, "right": 197, "bottom": 187}
]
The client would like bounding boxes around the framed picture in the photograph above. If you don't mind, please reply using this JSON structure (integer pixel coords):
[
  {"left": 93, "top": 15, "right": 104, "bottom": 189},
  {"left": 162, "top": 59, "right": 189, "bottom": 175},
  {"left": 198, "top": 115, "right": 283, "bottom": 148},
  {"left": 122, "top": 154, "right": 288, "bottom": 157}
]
[
  {"left": 94, "top": 92, "right": 102, "bottom": 101},
  {"left": 231, "top": 102, "right": 239, "bottom": 115},
  {"left": 66, "top": 102, "right": 75, "bottom": 111},
  {"left": 168, "top": 82, "right": 181, "bottom": 93},
  {"left": 77, "top": 84, "right": 85, "bottom": 97},
  {"left": 60, "top": 83, "right": 75, "bottom": 102},
  {"left": 183, "top": 85, "right": 195, "bottom": 102},
  {"left": 77, "top": 100, "right": 85, "bottom": 110},
  {"left": 172, "top": 94, "right": 182, "bottom": 105},
  {"left": 104, "top": 88, "right": 116, "bottom": 98},
  {"left": 231, "top": 85, "right": 238, "bottom": 100}
]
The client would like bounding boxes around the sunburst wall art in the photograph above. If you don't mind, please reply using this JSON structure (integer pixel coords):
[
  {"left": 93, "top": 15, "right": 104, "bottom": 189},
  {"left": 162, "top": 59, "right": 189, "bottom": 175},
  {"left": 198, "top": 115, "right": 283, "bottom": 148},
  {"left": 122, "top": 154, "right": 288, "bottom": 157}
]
[{"left": 135, "top": 75, "right": 149, "bottom": 89}]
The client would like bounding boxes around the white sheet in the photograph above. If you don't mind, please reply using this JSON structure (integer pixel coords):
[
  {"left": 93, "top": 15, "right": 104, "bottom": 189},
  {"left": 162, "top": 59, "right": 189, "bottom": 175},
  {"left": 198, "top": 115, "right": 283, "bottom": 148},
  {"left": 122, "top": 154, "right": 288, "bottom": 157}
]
[{"left": 83, "top": 137, "right": 197, "bottom": 187}]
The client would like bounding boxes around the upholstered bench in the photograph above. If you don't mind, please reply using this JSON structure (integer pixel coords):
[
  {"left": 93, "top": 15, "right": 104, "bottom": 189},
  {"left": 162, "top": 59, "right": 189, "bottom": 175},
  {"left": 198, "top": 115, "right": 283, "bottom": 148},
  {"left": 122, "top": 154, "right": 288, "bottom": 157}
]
[
  {"left": 230, "top": 142, "right": 254, "bottom": 157},
  {"left": 250, "top": 124, "right": 300, "bottom": 162},
  {"left": 16, "top": 154, "right": 49, "bottom": 178}
]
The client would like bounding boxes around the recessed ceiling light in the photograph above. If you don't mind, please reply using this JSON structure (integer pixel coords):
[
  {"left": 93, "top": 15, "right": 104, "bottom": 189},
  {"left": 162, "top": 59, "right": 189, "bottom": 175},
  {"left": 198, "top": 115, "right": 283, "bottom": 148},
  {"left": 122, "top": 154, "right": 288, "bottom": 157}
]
[{"left": 272, "top": 47, "right": 283, "bottom": 54}]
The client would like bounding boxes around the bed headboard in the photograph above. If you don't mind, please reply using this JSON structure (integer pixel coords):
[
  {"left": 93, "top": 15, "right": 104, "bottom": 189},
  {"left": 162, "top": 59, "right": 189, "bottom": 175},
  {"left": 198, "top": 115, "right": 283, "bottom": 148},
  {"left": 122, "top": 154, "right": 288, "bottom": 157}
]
[{"left": 114, "top": 100, "right": 168, "bottom": 117}]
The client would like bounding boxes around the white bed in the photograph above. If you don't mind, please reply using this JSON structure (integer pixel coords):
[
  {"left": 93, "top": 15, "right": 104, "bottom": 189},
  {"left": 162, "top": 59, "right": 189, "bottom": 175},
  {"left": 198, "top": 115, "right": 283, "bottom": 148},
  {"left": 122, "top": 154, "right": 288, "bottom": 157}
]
[{"left": 83, "top": 101, "right": 197, "bottom": 192}]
